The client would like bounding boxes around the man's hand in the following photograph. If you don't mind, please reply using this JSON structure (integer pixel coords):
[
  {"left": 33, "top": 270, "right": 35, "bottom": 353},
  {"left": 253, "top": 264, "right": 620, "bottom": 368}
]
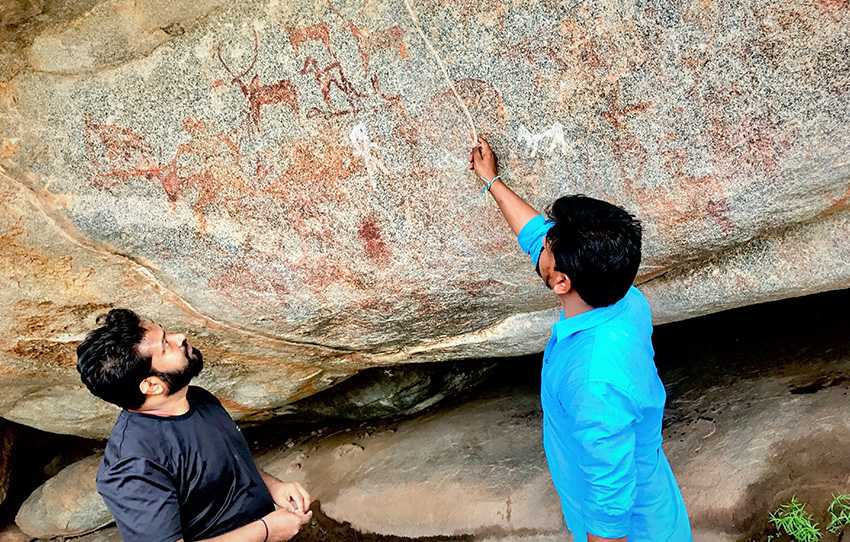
[
  {"left": 587, "top": 535, "right": 626, "bottom": 542},
  {"left": 191, "top": 505, "right": 313, "bottom": 542},
  {"left": 470, "top": 136, "right": 498, "bottom": 182},
  {"left": 270, "top": 480, "right": 312, "bottom": 513},
  {"left": 260, "top": 470, "right": 312, "bottom": 513},
  {"left": 467, "top": 135, "right": 540, "bottom": 235},
  {"left": 263, "top": 508, "right": 312, "bottom": 542}
]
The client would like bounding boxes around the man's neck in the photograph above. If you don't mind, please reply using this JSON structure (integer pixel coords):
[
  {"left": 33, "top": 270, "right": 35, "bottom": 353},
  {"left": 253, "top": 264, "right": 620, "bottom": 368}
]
[
  {"left": 560, "top": 292, "right": 594, "bottom": 319},
  {"left": 130, "top": 387, "right": 191, "bottom": 417}
]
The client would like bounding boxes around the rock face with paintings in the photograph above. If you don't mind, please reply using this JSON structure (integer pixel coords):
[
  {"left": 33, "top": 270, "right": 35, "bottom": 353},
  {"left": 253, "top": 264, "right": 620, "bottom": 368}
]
[{"left": 1, "top": 0, "right": 848, "bottom": 438}]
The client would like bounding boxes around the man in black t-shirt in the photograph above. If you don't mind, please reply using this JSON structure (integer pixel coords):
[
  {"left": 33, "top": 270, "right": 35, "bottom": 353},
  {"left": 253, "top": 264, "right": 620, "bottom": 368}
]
[{"left": 76, "top": 308, "right": 312, "bottom": 542}]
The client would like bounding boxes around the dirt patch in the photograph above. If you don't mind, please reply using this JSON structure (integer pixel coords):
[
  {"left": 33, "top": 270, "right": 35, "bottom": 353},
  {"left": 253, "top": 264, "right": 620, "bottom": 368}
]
[{"left": 292, "top": 501, "right": 472, "bottom": 542}]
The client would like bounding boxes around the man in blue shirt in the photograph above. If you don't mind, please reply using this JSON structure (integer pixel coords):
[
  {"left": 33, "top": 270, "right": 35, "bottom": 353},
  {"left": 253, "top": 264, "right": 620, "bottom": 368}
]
[{"left": 470, "top": 137, "right": 691, "bottom": 542}]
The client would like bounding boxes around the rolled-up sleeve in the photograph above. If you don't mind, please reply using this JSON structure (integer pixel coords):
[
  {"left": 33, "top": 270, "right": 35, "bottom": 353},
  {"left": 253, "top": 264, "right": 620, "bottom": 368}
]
[
  {"left": 96, "top": 456, "right": 182, "bottom": 542},
  {"left": 563, "top": 381, "right": 637, "bottom": 537},
  {"left": 517, "top": 214, "right": 554, "bottom": 269}
]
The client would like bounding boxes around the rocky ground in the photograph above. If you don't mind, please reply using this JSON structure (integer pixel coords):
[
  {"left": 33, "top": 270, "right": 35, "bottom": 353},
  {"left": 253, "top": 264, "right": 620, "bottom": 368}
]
[{"left": 2, "top": 287, "right": 850, "bottom": 541}]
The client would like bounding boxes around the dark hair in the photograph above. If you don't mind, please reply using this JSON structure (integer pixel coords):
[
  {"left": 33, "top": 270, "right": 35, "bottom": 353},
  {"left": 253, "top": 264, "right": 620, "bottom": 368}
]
[
  {"left": 76, "top": 308, "right": 151, "bottom": 410},
  {"left": 545, "top": 195, "right": 642, "bottom": 308}
]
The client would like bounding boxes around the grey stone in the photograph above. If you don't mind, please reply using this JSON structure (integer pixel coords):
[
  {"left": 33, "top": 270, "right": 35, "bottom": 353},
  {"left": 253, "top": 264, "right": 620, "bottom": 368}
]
[
  {"left": 15, "top": 454, "right": 111, "bottom": 539},
  {"left": 261, "top": 360, "right": 498, "bottom": 423},
  {"left": 261, "top": 350, "right": 850, "bottom": 540},
  {"left": 667, "top": 357, "right": 850, "bottom": 540},
  {"left": 38, "top": 527, "right": 122, "bottom": 542},
  {"left": 0, "top": 0, "right": 848, "bottom": 437}
]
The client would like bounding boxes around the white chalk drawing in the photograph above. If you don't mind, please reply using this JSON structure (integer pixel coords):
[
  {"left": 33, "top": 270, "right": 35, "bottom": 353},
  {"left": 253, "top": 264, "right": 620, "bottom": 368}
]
[
  {"left": 517, "top": 122, "right": 568, "bottom": 158},
  {"left": 349, "top": 122, "right": 391, "bottom": 189}
]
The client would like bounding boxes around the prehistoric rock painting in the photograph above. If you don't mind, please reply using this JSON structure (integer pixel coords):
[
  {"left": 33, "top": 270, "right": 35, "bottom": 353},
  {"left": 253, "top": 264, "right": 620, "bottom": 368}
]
[
  {"left": 3, "top": 0, "right": 850, "bottom": 442},
  {"left": 84, "top": 18, "right": 412, "bottom": 237},
  {"left": 517, "top": 123, "right": 568, "bottom": 158},
  {"left": 84, "top": 116, "right": 251, "bottom": 231},
  {"left": 215, "top": 30, "right": 300, "bottom": 133},
  {"left": 595, "top": 89, "right": 737, "bottom": 240},
  {"left": 289, "top": 21, "right": 406, "bottom": 119}
]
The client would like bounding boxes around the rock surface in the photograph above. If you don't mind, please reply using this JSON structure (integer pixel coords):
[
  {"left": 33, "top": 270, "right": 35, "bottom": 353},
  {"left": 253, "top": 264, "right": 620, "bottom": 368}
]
[
  {"left": 37, "top": 527, "right": 122, "bottom": 542},
  {"left": 260, "top": 359, "right": 498, "bottom": 424},
  {"left": 262, "top": 388, "right": 564, "bottom": 539},
  {"left": 0, "top": 0, "right": 849, "bottom": 437},
  {"left": 14, "top": 454, "right": 111, "bottom": 539}
]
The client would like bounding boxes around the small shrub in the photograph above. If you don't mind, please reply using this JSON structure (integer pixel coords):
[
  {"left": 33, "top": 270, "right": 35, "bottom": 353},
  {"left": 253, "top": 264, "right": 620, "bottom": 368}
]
[
  {"left": 769, "top": 496, "right": 821, "bottom": 542},
  {"left": 827, "top": 494, "right": 850, "bottom": 534}
]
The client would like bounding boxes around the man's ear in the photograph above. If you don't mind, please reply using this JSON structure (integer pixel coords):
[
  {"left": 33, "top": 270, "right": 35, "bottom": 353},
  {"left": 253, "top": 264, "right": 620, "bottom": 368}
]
[
  {"left": 552, "top": 273, "right": 571, "bottom": 295},
  {"left": 139, "top": 376, "right": 166, "bottom": 397}
]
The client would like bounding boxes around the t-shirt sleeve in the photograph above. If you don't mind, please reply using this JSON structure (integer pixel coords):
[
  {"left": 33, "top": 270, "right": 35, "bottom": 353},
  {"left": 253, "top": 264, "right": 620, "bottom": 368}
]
[
  {"left": 562, "top": 381, "right": 638, "bottom": 538},
  {"left": 516, "top": 214, "right": 554, "bottom": 269},
  {"left": 96, "top": 456, "right": 182, "bottom": 542}
]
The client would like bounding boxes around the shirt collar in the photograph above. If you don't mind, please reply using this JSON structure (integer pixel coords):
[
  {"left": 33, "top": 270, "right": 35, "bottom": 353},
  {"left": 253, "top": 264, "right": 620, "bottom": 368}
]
[{"left": 552, "top": 291, "right": 630, "bottom": 342}]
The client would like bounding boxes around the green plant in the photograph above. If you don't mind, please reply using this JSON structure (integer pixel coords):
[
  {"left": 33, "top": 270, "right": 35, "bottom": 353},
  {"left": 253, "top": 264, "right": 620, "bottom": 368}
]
[
  {"left": 769, "top": 496, "right": 822, "bottom": 542},
  {"left": 828, "top": 494, "right": 850, "bottom": 534}
]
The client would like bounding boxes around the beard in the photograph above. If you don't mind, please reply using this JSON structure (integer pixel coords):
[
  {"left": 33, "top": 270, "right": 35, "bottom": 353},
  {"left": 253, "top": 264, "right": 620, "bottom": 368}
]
[{"left": 152, "top": 344, "right": 204, "bottom": 395}]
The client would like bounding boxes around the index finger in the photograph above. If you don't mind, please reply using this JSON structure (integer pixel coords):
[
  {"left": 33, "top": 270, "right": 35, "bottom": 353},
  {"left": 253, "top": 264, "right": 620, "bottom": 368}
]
[
  {"left": 299, "top": 510, "right": 313, "bottom": 525},
  {"left": 295, "top": 483, "right": 311, "bottom": 512}
]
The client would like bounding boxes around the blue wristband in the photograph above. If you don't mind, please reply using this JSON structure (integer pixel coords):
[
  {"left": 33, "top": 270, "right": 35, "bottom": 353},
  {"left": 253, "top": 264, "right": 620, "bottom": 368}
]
[{"left": 480, "top": 175, "right": 502, "bottom": 193}]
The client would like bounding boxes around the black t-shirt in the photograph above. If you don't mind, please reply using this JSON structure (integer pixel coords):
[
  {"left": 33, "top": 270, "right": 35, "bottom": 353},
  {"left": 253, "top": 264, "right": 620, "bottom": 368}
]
[{"left": 96, "top": 387, "right": 275, "bottom": 542}]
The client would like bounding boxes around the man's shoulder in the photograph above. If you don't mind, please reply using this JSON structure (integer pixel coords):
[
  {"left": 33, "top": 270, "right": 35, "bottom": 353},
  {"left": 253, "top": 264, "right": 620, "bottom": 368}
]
[
  {"left": 188, "top": 385, "right": 222, "bottom": 407},
  {"left": 624, "top": 286, "right": 652, "bottom": 321},
  {"left": 574, "top": 326, "right": 650, "bottom": 387},
  {"left": 103, "top": 413, "right": 167, "bottom": 464},
  {"left": 594, "top": 287, "right": 652, "bottom": 340},
  {"left": 188, "top": 386, "right": 233, "bottom": 422}
]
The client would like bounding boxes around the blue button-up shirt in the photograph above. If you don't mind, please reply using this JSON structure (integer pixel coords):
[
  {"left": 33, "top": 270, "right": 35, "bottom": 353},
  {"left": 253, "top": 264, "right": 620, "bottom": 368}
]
[{"left": 518, "top": 215, "right": 691, "bottom": 542}]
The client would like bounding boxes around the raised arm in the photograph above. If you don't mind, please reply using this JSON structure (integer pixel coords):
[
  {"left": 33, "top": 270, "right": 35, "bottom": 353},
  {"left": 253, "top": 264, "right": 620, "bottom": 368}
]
[{"left": 469, "top": 136, "right": 540, "bottom": 235}]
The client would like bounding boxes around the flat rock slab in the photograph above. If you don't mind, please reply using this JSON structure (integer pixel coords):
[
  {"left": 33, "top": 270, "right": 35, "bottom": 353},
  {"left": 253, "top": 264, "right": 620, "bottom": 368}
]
[
  {"left": 667, "top": 358, "right": 850, "bottom": 540},
  {"left": 34, "top": 528, "right": 121, "bottom": 542},
  {"left": 259, "top": 377, "right": 761, "bottom": 540},
  {"left": 261, "top": 389, "right": 568, "bottom": 539}
]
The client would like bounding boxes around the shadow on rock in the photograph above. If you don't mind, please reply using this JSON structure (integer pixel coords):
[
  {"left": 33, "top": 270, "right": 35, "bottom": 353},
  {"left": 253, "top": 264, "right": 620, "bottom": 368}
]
[{"left": 292, "top": 501, "right": 473, "bottom": 542}]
